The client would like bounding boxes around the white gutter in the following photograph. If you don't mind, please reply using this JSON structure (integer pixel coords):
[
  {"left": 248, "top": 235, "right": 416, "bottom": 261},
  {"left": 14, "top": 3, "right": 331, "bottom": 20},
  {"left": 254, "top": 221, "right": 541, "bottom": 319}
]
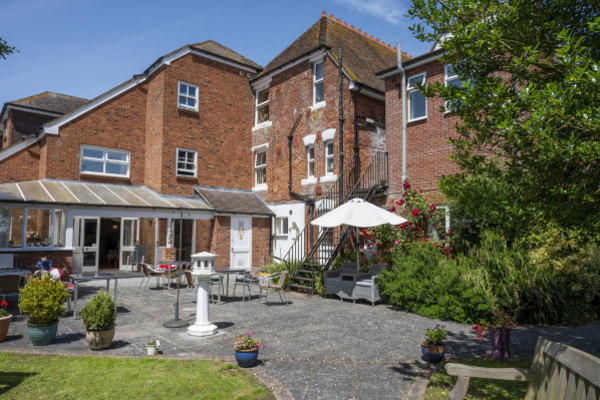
[
  {"left": 397, "top": 40, "right": 407, "bottom": 184},
  {"left": 348, "top": 81, "right": 385, "bottom": 101}
]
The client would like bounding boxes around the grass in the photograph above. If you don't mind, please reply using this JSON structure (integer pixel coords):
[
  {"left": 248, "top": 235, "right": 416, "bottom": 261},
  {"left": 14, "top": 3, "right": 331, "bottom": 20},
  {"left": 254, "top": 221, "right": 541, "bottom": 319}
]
[
  {"left": 423, "top": 358, "right": 531, "bottom": 400},
  {"left": 0, "top": 352, "right": 274, "bottom": 400}
]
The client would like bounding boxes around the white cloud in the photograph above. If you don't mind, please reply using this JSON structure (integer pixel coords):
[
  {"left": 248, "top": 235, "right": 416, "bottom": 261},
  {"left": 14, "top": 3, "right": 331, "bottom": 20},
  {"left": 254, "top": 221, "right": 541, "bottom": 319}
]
[{"left": 335, "top": 0, "right": 404, "bottom": 25}]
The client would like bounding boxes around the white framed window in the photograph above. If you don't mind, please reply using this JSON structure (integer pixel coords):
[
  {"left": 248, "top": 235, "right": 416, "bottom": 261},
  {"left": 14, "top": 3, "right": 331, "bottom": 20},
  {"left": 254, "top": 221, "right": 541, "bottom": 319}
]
[
  {"left": 325, "top": 141, "right": 334, "bottom": 175},
  {"left": 254, "top": 149, "right": 266, "bottom": 186},
  {"left": 274, "top": 217, "right": 289, "bottom": 236},
  {"left": 176, "top": 148, "right": 197, "bottom": 177},
  {"left": 445, "top": 64, "right": 466, "bottom": 111},
  {"left": 407, "top": 72, "right": 427, "bottom": 121},
  {"left": 307, "top": 145, "right": 315, "bottom": 177},
  {"left": 80, "top": 145, "right": 130, "bottom": 177},
  {"left": 178, "top": 81, "right": 198, "bottom": 111},
  {"left": 255, "top": 88, "right": 270, "bottom": 126},
  {"left": 313, "top": 61, "right": 324, "bottom": 105}
]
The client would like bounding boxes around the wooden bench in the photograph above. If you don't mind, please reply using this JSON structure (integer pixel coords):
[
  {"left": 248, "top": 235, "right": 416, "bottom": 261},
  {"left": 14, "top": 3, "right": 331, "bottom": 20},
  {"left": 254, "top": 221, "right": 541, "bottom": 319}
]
[{"left": 445, "top": 336, "right": 600, "bottom": 400}]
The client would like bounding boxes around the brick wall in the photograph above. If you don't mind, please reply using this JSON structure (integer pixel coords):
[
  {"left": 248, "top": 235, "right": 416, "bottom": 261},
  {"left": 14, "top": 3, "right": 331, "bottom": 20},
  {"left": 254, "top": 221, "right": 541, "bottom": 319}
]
[
  {"left": 384, "top": 59, "right": 461, "bottom": 204},
  {"left": 252, "top": 217, "right": 270, "bottom": 268},
  {"left": 0, "top": 140, "right": 43, "bottom": 182},
  {"left": 158, "top": 53, "right": 254, "bottom": 195},
  {"left": 41, "top": 86, "right": 147, "bottom": 185}
]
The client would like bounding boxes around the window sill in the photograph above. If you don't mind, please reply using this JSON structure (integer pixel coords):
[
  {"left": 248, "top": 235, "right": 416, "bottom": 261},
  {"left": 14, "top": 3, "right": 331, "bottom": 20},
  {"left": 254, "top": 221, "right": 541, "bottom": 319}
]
[
  {"left": 80, "top": 172, "right": 130, "bottom": 179},
  {"left": 407, "top": 116, "right": 427, "bottom": 123},
  {"left": 310, "top": 101, "right": 326, "bottom": 112},
  {"left": 320, "top": 174, "right": 337, "bottom": 183},
  {"left": 252, "top": 184, "right": 268, "bottom": 192},
  {"left": 176, "top": 174, "right": 197, "bottom": 180},
  {"left": 177, "top": 106, "right": 199, "bottom": 116},
  {"left": 301, "top": 177, "right": 317, "bottom": 186},
  {"left": 252, "top": 121, "right": 273, "bottom": 131}
]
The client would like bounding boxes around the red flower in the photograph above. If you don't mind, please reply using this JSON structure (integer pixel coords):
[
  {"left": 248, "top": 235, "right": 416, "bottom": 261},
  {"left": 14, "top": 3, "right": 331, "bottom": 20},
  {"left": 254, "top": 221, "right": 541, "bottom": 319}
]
[
  {"left": 397, "top": 198, "right": 405, "bottom": 206},
  {"left": 423, "top": 238, "right": 429, "bottom": 242},
  {"left": 403, "top": 181, "right": 411, "bottom": 190},
  {"left": 389, "top": 206, "right": 396, "bottom": 212},
  {"left": 0, "top": 301, "right": 7, "bottom": 308},
  {"left": 412, "top": 209, "right": 420, "bottom": 216}
]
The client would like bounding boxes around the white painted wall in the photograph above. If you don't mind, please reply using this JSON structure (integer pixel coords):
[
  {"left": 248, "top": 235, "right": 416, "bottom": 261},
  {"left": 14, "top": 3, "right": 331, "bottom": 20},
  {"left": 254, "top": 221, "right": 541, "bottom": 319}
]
[{"left": 269, "top": 202, "right": 305, "bottom": 262}]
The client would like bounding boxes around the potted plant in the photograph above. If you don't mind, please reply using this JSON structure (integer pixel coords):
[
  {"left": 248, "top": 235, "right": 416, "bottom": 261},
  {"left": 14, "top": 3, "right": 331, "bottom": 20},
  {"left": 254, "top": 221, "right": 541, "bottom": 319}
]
[
  {"left": 421, "top": 325, "right": 447, "bottom": 363},
  {"left": 234, "top": 331, "right": 264, "bottom": 368},
  {"left": 146, "top": 340, "right": 160, "bottom": 355},
  {"left": 19, "top": 275, "right": 70, "bottom": 346},
  {"left": 473, "top": 310, "right": 518, "bottom": 359},
  {"left": 0, "top": 300, "right": 12, "bottom": 342},
  {"left": 80, "top": 291, "right": 116, "bottom": 350}
]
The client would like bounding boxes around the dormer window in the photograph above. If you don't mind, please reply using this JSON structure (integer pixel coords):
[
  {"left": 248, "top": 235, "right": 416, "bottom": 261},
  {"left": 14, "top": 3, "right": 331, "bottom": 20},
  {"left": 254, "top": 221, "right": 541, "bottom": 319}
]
[
  {"left": 255, "top": 88, "right": 270, "bottom": 125},
  {"left": 178, "top": 81, "right": 198, "bottom": 111},
  {"left": 313, "top": 61, "right": 324, "bottom": 104}
]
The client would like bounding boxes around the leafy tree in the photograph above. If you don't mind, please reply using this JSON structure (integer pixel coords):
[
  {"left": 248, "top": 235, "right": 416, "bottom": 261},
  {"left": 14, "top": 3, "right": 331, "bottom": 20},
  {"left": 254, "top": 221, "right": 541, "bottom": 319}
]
[
  {"left": 0, "top": 37, "right": 17, "bottom": 60},
  {"left": 408, "top": 0, "right": 600, "bottom": 242}
]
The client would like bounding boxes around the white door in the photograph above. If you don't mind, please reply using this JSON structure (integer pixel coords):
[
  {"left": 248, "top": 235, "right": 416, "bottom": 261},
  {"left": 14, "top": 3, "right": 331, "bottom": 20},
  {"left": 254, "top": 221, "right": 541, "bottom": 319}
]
[
  {"left": 74, "top": 217, "right": 100, "bottom": 273},
  {"left": 120, "top": 218, "right": 139, "bottom": 270},
  {"left": 230, "top": 216, "right": 251, "bottom": 270}
]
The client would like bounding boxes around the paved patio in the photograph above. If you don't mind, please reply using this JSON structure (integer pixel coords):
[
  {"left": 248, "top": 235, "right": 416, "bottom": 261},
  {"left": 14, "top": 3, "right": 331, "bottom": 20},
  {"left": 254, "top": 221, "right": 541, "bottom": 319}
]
[{"left": 2, "top": 275, "right": 600, "bottom": 399}]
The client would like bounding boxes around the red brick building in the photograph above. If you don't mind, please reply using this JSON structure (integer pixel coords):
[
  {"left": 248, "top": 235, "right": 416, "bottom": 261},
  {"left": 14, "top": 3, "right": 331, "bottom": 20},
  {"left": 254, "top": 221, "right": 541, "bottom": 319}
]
[
  {"left": 0, "top": 13, "right": 456, "bottom": 282},
  {"left": 0, "top": 41, "right": 272, "bottom": 272},
  {"left": 250, "top": 13, "right": 406, "bottom": 266},
  {"left": 377, "top": 47, "right": 460, "bottom": 209}
]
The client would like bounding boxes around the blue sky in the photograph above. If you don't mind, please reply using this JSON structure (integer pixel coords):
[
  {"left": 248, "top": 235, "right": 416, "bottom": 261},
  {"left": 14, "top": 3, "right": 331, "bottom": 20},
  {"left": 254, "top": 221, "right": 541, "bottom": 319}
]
[{"left": 0, "top": 0, "right": 431, "bottom": 107}]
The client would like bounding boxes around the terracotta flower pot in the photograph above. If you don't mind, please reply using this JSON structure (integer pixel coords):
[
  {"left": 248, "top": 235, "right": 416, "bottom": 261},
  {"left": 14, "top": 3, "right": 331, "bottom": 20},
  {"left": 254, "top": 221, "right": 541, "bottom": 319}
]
[{"left": 0, "top": 314, "right": 12, "bottom": 342}]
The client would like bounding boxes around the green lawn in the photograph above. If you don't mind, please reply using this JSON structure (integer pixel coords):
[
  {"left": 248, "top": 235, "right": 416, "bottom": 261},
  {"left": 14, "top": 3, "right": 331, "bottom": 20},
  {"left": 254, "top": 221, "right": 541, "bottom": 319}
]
[
  {"left": 0, "top": 352, "right": 274, "bottom": 400},
  {"left": 423, "top": 359, "right": 531, "bottom": 400}
]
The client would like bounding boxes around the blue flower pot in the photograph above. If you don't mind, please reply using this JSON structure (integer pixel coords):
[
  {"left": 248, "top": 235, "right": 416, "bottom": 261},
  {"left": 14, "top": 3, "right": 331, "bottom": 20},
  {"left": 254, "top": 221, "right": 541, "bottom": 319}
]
[
  {"left": 421, "top": 341, "right": 445, "bottom": 363},
  {"left": 234, "top": 348, "right": 259, "bottom": 368},
  {"left": 27, "top": 320, "right": 59, "bottom": 346}
]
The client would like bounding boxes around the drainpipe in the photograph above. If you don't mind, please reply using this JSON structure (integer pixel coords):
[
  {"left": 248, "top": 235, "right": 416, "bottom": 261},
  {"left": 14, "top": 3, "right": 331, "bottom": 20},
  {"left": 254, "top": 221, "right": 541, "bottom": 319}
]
[
  {"left": 397, "top": 40, "right": 407, "bottom": 185},
  {"left": 338, "top": 47, "right": 344, "bottom": 204}
]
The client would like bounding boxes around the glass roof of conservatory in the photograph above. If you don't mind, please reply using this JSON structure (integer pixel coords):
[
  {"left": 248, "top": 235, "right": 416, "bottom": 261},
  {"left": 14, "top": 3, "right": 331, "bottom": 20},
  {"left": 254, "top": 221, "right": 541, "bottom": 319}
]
[{"left": 0, "top": 179, "right": 212, "bottom": 211}]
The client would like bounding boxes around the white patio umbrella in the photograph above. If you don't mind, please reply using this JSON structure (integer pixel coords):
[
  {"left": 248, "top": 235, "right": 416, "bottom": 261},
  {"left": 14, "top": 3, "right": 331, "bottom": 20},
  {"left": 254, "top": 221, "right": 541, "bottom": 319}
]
[{"left": 310, "top": 198, "right": 407, "bottom": 270}]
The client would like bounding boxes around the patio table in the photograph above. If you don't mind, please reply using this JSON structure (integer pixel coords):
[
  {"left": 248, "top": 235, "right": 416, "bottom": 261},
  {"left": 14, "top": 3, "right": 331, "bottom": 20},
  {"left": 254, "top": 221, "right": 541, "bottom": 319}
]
[
  {"left": 71, "top": 273, "right": 117, "bottom": 318},
  {"left": 215, "top": 267, "right": 248, "bottom": 297},
  {"left": 0, "top": 268, "right": 31, "bottom": 277}
]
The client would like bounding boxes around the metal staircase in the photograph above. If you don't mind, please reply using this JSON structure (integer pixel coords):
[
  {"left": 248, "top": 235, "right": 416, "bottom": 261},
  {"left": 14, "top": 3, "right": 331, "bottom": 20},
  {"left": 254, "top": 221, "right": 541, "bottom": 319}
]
[{"left": 282, "top": 152, "right": 389, "bottom": 294}]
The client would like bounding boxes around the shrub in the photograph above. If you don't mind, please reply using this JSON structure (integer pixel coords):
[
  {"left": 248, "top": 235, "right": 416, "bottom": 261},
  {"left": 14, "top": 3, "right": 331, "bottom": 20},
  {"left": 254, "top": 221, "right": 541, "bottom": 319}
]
[
  {"left": 80, "top": 291, "right": 116, "bottom": 329},
  {"left": 378, "top": 243, "right": 490, "bottom": 324},
  {"left": 19, "top": 276, "right": 70, "bottom": 324}
]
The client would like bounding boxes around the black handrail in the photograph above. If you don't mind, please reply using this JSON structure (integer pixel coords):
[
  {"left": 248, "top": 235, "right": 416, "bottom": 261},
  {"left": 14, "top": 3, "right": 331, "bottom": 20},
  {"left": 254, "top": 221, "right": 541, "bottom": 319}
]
[{"left": 283, "top": 152, "right": 388, "bottom": 290}]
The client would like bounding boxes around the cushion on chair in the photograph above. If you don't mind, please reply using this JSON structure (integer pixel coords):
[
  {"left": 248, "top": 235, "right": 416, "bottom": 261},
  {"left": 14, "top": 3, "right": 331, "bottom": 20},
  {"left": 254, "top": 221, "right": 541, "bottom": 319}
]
[
  {"left": 159, "top": 264, "right": 177, "bottom": 270},
  {"left": 355, "top": 279, "right": 374, "bottom": 287}
]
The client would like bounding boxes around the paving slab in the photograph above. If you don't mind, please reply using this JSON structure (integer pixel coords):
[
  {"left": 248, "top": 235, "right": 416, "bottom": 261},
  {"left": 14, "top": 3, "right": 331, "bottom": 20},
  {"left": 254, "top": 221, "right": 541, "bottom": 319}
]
[{"left": 2, "top": 276, "right": 600, "bottom": 399}]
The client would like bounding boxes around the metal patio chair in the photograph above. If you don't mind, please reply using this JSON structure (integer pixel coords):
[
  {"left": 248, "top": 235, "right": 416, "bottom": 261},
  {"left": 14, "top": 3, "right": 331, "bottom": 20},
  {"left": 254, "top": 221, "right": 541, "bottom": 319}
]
[
  {"left": 139, "top": 263, "right": 166, "bottom": 290},
  {"left": 258, "top": 271, "right": 288, "bottom": 305},
  {"left": 233, "top": 271, "right": 256, "bottom": 301}
]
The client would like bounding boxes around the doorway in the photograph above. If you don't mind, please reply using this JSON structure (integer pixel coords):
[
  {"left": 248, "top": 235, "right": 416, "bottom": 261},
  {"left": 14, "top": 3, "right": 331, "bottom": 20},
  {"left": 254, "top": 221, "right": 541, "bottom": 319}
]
[
  {"left": 99, "top": 218, "right": 120, "bottom": 270},
  {"left": 173, "top": 219, "right": 194, "bottom": 261},
  {"left": 230, "top": 215, "right": 251, "bottom": 270}
]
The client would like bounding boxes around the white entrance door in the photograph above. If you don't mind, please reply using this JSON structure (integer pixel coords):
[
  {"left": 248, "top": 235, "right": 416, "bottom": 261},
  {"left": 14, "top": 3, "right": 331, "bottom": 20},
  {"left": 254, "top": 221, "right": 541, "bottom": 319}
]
[
  {"left": 74, "top": 217, "right": 100, "bottom": 273},
  {"left": 230, "top": 216, "right": 251, "bottom": 270},
  {"left": 120, "top": 218, "right": 139, "bottom": 271}
]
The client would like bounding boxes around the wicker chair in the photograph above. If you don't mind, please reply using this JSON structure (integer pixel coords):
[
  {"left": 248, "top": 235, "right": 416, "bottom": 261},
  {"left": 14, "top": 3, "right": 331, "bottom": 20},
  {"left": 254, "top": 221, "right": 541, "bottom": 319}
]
[
  {"left": 353, "top": 264, "right": 386, "bottom": 306},
  {"left": 324, "top": 262, "right": 359, "bottom": 301}
]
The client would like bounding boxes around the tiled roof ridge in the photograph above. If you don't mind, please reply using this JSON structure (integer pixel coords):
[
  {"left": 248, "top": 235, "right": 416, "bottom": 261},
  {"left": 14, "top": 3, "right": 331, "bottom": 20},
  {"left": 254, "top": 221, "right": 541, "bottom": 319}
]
[
  {"left": 321, "top": 10, "right": 413, "bottom": 59},
  {"left": 12, "top": 91, "right": 88, "bottom": 105}
]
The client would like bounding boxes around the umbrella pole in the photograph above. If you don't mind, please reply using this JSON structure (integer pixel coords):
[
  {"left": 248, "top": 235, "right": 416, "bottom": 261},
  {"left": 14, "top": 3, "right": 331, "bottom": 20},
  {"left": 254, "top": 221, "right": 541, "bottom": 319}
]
[{"left": 355, "top": 226, "right": 360, "bottom": 273}]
